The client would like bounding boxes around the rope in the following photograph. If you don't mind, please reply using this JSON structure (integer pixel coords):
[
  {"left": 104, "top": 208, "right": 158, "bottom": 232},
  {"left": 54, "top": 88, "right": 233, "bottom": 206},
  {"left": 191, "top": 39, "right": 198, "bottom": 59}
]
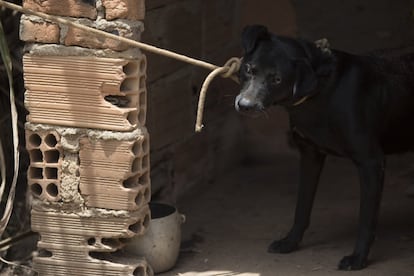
[
  {"left": 0, "top": 0, "right": 241, "bottom": 132},
  {"left": 195, "top": 57, "right": 240, "bottom": 132}
]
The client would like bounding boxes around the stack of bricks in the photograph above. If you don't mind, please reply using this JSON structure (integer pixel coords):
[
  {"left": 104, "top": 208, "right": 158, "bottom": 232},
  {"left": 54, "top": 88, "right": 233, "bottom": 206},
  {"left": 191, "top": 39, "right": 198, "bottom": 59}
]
[{"left": 20, "top": 0, "right": 152, "bottom": 275}]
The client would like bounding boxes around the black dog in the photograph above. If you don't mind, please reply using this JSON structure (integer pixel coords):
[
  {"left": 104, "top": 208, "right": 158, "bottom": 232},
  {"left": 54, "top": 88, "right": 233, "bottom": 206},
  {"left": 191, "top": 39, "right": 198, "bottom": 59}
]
[{"left": 235, "top": 25, "right": 414, "bottom": 270}]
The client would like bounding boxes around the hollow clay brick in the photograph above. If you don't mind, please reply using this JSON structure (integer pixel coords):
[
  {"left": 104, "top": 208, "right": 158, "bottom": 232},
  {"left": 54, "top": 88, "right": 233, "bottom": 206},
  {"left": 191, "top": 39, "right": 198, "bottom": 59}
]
[
  {"left": 33, "top": 253, "right": 153, "bottom": 276},
  {"left": 24, "top": 55, "right": 147, "bottom": 131},
  {"left": 23, "top": 0, "right": 97, "bottom": 20},
  {"left": 102, "top": 0, "right": 145, "bottom": 20},
  {"left": 79, "top": 130, "right": 150, "bottom": 210},
  {"left": 31, "top": 206, "right": 153, "bottom": 274},
  {"left": 26, "top": 129, "right": 63, "bottom": 202},
  {"left": 31, "top": 206, "right": 150, "bottom": 238},
  {"left": 19, "top": 15, "right": 60, "bottom": 44},
  {"left": 31, "top": 205, "right": 151, "bottom": 275}
]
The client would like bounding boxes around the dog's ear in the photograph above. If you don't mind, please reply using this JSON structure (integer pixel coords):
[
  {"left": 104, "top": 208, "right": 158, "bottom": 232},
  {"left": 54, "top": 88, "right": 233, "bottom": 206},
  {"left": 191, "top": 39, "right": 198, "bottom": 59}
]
[
  {"left": 293, "top": 59, "right": 318, "bottom": 99},
  {"left": 241, "top": 25, "right": 270, "bottom": 54}
]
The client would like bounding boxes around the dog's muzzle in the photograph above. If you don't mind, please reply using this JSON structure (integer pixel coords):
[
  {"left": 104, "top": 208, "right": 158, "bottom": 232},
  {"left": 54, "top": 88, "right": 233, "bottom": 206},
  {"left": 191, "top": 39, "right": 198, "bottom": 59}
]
[{"left": 235, "top": 94, "right": 263, "bottom": 112}]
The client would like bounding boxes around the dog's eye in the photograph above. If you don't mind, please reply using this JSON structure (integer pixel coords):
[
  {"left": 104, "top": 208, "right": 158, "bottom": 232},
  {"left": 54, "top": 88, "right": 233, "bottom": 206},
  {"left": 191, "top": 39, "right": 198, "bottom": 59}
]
[{"left": 272, "top": 75, "right": 282, "bottom": 85}]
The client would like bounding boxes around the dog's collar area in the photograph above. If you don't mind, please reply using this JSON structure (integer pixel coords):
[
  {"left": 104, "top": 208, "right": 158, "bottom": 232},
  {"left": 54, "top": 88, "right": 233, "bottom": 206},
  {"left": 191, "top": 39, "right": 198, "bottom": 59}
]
[{"left": 292, "top": 95, "right": 310, "bottom": 106}]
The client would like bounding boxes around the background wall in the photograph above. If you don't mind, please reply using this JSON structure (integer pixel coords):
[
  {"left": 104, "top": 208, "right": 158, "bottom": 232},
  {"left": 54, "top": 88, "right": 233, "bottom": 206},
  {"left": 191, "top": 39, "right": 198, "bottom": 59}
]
[
  {"left": 144, "top": 1, "right": 244, "bottom": 202},
  {"left": 144, "top": 0, "right": 414, "bottom": 202}
]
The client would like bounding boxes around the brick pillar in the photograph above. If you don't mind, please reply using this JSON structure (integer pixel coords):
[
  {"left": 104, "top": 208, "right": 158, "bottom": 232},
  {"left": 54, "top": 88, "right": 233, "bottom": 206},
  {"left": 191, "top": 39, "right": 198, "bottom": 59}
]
[{"left": 20, "top": 1, "right": 152, "bottom": 275}]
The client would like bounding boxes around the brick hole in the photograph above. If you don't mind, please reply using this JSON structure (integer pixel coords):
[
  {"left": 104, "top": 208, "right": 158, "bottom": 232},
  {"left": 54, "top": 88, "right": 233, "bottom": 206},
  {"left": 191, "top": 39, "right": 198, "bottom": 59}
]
[
  {"left": 30, "top": 183, "right": 43, "bottom": 197},
  {"left": 87, "top": 237, "right": 96, "bottom": 245},
  {"left": 89, "top": 251, "right": 110, "bottom": 261},
  {"left": 126, "top": 94, "right": 138, "bottom": 107},
  {"left": 44, "top": 167, "right": 58, "bottom": 179},
  {"left": 144, "top": 187, "right": 150, "bottom": 202},
  {"left": 138, "top": 171, "right": 149, "bottom": 185},
  {"left": 139, "top": 76, "right": 146, "bottom": 89},
  {"left": 131, "top": 158, "right": 141, "bottom": 173},
  {"left": 120, "top": 78, "right": 138, "bottom": 92},
  {"left": 131, "top": 141, "right": 141, "bottom": 156},
  {"left": 138, "top": 90, "right": 146, "bottom": 105},
  {"left": 118, "top": 237, "right": 129, "bottom": 244},
  {"left": 143, "top": 213, "right": 150, "bottom": 228},
  {"left": 135, "top": 191, "right": 143, "bottom": 206},
  {"left": 46, "top": 183, "right": 58, "bottom": 197},
  {"left": 28, "top": 133, "right": 42, "bottom": 147},
  {"left": 138, "top": 109, "right": 145, "bottom": 125},
  {"left": 142, "top": 138, "right": 149, "bottom": 153},
  {"left": 29, "top": 167, "right": 43, "bottom": 179},
  {"left": 123, "top": 61, "right": 138, "bottom": 75},
  {"left": 123, "top": 175, "right": 138, "bottom": 188},
  {"left": 139, "top": 58, "right": 146, "bottom": 73},
  {"left": 101, "top": 238, "right": 120, "bottom": 248},
  {"left": 29, "top": 149, "right": 43, "bottom": 163},
  {"left": 127, "top": 110, "right": 138, "bottom": 126},
  {"left": 44, "top": 133, "right": 58, "bottom": 147},
  {"left": 44, "top": 150, "right": 60, "bottom": 163},
  {"left": 104, "top": 95, "right": 130, "bottom": 108},
  {"left": 38, "top": 249, "right": 52, "bottom": 258},
  {"left": 142, "top": 155, "right": 149, "bottom": 169},
  {"left": 128, "top": 221, "right": 142, "bottom": 234},
  {"left": 133, "top": 267, "right": 145, "bottom": 276}
]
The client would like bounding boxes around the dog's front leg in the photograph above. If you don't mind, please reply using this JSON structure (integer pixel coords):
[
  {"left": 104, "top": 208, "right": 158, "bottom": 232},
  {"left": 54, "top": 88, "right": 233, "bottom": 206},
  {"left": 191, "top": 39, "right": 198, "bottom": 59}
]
[
  {"left": 269, "top": 135, "right": 326, "bottom": 253},
  {"left": 338, "top": 158, "right": 385, "bottom": 270}
]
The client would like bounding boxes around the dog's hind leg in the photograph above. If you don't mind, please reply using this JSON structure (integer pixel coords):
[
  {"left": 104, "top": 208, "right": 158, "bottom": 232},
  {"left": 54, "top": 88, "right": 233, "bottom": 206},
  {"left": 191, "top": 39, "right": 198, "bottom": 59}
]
[
  {"left": 338, "top": 157, "right": 385, "bottom": 270},
  {"left": 268, "top": 134, "right": 326, "bottom": 253}
]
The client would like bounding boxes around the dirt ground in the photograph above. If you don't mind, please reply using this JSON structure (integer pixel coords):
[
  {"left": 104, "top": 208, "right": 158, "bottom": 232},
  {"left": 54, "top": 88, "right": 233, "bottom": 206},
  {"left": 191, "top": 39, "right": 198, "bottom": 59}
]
[{"left": 161, "top": 153, "right": 414, "bottom": 276}]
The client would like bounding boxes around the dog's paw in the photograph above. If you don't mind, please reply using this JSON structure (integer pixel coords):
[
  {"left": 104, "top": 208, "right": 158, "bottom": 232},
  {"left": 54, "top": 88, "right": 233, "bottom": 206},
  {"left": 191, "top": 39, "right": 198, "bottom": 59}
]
[
  {"left": 268, "top": 238, "right": 299, "bottom": 254},
  {"left": 338, "top": 254, "right": 367, "bottom": 270}
]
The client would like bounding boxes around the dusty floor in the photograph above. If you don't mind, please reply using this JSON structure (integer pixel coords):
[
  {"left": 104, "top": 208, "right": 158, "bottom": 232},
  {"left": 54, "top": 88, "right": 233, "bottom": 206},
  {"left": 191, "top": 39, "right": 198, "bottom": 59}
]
[{"left": 161, "top": 153, "right": 414, "bottom": 276}]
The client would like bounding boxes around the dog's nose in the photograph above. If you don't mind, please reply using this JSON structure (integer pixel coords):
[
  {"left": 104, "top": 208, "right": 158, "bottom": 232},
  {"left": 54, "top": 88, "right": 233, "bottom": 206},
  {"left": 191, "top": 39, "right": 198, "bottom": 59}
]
[{"left": 236, "top": 96, "right": 255, "bottom": 111}]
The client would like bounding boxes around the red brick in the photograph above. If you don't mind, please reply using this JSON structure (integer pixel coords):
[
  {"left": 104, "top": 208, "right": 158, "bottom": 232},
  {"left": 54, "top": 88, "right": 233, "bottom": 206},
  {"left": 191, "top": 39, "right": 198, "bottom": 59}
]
[
  {"left": 102, "top": 0, "right": 145, "bottom": 20},
  {"left": 63, "top": 20, "right": 143, "bottom": 51},
  {"left": 19, "top": 16, "right": 60, "bottom": 43},
  {"left": 64, "top": 26, "right": 129, "bottom": 51},
  {"left": 23, "top": 0, "right": 97, "bottom": 20}
]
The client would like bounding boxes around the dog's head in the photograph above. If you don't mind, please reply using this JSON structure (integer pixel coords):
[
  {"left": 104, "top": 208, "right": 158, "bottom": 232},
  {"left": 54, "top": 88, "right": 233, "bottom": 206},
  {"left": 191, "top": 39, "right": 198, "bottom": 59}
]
[{"left": 235, "top": 25, "right": 333, "bottom": 112}]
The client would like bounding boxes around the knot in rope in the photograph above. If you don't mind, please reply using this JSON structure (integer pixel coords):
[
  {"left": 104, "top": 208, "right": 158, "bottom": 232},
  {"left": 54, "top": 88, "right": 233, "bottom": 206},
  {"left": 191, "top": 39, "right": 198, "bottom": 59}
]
[
  {"left": 195, "top": 57, "right": 241, "bottom": 132},
  {"left": 220, "top": 57, "right": 241, "bottom": 79}
]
